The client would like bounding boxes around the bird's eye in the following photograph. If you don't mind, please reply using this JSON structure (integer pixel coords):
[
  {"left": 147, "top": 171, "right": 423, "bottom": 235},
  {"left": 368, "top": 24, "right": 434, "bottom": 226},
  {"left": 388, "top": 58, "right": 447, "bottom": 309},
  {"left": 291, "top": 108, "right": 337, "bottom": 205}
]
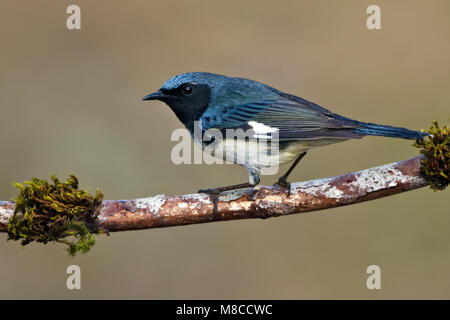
[{"left": 182, "top": 85, "right": 193, "bottom": 96}]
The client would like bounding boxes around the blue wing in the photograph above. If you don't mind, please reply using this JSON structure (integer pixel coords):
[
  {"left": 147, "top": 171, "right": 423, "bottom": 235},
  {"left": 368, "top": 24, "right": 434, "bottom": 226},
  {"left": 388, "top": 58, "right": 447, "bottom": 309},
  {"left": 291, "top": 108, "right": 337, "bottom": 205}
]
[
  {"left": 201, "top": 101, "right": 270, "bottom": 128},
  {"left": 201, "top": 93, "right": 362, "bottom": 141}
]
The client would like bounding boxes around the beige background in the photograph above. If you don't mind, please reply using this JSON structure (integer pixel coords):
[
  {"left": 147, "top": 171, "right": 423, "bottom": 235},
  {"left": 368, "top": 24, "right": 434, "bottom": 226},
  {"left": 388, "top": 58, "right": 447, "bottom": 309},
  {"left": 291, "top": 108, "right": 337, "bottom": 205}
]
[{"left": 0, "top": 0, "right": 449, "bottom": 299}]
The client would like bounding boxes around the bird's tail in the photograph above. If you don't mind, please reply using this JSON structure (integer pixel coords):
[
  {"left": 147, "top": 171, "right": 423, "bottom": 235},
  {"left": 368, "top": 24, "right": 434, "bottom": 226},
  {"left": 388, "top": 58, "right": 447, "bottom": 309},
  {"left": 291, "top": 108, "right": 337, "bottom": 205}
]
[{"left": 351, "top": 122, "right": 428, "bottom": 140}]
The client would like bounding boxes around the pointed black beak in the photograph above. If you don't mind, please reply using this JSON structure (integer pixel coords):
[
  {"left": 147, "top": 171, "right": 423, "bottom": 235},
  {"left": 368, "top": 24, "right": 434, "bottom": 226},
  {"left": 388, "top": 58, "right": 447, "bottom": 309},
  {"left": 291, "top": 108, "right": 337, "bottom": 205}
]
[{"left": 142, "top": 90, "right": 165, "bottom": 101}]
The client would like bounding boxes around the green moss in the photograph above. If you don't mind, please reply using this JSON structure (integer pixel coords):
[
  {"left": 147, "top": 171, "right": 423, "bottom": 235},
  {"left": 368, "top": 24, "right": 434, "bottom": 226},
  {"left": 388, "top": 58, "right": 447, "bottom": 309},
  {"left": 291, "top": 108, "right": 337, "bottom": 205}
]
[
  {"left": 7, "top": 175, "right": 104, "bottom": 256},
  {"left": 414, "top": 121, "right": 449, "bottom": 191}
]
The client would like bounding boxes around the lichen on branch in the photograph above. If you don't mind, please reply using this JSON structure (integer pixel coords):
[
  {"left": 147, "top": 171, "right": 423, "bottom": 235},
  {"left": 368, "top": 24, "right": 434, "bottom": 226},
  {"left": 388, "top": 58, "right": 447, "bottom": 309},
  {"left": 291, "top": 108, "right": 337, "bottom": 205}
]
[
  {"left": 7, "top": 175, "right": 104, "bottom": 256},
  {"left": 414, "top": 121, "right": 449, "bottom": 191}
]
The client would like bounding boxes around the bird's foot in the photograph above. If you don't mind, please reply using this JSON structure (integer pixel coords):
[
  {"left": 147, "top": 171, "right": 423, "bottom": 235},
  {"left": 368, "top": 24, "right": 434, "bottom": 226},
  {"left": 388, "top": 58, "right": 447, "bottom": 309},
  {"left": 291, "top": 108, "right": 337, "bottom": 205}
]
[
  {"left": 198, "top": 187, "right": 222, "bottom": 194},
  {"left": 198, "top": 188, "right": 221, "bottom": 220},
  {"left": 274, "top": 178, "right": 291, "bottom": 197},
  {"left": 198, "top": 183, "right": 254, "bottom": 219}
]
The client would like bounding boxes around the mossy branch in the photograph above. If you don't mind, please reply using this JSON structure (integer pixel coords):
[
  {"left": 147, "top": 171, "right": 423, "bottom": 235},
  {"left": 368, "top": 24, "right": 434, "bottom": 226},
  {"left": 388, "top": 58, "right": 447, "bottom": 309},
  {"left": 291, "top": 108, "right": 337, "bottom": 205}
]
[
  {"left": 0, "top": 122, "right": 448, "bottom": 256},
  {"left": 6, "top": 175, "right": 103, "bottom": 256},
  {"left": 413, "top": 121, "right": 449, "bottom": 190}
]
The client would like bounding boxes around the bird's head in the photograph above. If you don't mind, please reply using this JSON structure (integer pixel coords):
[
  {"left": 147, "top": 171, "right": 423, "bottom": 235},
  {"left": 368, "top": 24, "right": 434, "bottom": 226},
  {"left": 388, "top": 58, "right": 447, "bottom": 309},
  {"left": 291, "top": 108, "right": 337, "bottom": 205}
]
[
  {"left": 143, "top": 72, "right": 278, "bottom": 127},
  {"left": 143, "top": 72, "right": 222, "bottom": 126}
]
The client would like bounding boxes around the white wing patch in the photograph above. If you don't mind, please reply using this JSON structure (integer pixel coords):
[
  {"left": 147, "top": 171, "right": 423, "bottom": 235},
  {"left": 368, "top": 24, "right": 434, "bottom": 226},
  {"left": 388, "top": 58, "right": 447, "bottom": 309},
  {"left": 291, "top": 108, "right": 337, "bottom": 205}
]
[{"left": 248, "top": 121, "right": 278, "bottom": 138}]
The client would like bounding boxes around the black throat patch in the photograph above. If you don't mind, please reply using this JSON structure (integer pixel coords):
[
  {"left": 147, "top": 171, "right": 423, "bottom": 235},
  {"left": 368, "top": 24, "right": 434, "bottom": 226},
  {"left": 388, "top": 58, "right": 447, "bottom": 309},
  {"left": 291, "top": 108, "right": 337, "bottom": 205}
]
[{"left": 160, "top": 84, "right": 211, "bottom": 131}]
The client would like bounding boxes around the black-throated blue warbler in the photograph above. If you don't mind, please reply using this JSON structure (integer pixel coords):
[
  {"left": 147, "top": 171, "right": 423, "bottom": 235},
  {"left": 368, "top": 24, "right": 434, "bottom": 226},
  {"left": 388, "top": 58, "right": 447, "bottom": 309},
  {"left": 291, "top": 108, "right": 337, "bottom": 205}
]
[{"left": 143, "top": 72, "right": 426, "bottom": 195}]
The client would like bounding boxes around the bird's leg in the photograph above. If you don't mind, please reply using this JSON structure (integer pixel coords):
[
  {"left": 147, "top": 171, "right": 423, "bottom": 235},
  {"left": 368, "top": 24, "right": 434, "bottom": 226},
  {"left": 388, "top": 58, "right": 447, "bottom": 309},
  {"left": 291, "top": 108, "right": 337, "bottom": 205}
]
[
  {"left": 198, "top": 170, "right": 260, "bottom": 219},
  {"left": 274, "top": 152, "right": 307, "bottom": 195}
]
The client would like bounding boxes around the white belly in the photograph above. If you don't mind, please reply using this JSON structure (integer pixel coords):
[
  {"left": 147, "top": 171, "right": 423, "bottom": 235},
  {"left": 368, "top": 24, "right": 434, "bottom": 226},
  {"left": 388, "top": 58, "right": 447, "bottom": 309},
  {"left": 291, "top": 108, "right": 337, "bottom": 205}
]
[
  {"left": 193, "top": 122, "right": 348, "bottom": 174},
  {"left": 195, "top": 135, "right": 309, "bottom": 173}
]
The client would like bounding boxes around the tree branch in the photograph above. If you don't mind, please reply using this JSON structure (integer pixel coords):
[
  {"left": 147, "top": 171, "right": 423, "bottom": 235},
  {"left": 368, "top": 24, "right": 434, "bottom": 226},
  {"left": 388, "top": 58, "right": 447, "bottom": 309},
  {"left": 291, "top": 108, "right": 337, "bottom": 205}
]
[{"left": 0, "top": 156, "right": 429, "bottom": 233}]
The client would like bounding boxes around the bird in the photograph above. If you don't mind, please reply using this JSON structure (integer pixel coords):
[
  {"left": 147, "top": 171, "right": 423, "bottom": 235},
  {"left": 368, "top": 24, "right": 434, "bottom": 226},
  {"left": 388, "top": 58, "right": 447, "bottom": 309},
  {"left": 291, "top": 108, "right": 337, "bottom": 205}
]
[{"left": 143, "top": 72, "right": 427, "bottom": 196}]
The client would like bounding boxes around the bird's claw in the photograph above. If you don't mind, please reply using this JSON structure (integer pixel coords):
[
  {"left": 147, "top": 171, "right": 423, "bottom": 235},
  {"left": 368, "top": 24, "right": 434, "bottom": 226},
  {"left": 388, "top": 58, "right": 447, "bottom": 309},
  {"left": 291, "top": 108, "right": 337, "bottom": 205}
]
[
  {"left": 198, "top": 188, "right": 219, "bottom": 194},
  {"left": 274, "top": 178, "right": 292, "bottom": 197},
  {"left": 198, "top": 188, "right": 221, "bottom": 220}
]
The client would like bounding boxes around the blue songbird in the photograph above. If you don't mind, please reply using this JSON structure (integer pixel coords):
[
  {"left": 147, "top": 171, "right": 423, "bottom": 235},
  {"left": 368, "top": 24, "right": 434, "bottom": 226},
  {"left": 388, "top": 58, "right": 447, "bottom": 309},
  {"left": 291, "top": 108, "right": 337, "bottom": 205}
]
[{"left": 143, "top": 72, "right": 427, "bottom": 195}]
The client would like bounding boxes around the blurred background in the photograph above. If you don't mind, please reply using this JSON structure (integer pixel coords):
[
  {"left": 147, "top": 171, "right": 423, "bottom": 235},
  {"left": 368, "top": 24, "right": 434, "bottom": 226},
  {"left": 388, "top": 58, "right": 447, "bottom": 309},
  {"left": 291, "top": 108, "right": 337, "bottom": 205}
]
[{"left": 0, "top": 0, "right": 449, "bottom": 299}]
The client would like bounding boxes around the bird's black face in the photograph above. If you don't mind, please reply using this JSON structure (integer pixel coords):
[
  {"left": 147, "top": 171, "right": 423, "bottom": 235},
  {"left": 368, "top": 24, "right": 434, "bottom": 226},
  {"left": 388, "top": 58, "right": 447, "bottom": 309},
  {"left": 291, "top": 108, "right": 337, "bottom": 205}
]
[{"left": 143, "top": 83, "right": 211, "bottom": 129}]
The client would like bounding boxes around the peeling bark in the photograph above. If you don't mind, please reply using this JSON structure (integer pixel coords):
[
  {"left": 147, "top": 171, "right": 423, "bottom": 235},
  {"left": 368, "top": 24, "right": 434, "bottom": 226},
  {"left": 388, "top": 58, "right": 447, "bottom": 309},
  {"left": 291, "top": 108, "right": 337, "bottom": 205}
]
[{"left": 0, "top": 156, "right": 428, "bottom": 233}]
